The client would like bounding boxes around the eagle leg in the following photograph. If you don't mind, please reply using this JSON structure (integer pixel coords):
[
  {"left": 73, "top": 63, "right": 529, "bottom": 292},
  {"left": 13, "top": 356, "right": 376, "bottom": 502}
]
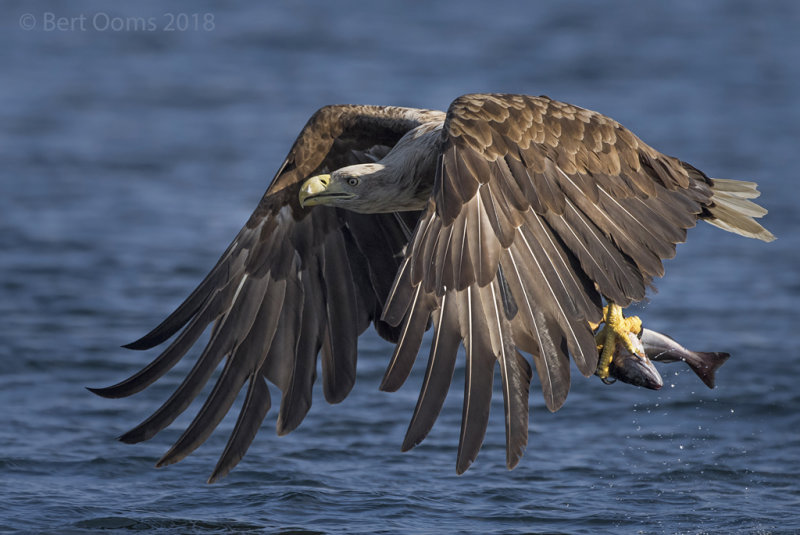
[{"left": 593, "top": 303, "right": 642, "bottom": 381}]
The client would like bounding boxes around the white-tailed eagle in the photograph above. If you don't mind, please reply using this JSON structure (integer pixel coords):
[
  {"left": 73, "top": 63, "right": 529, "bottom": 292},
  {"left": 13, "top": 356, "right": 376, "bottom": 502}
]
[{"left": 92, "top": 94, "right": 773, "bottom": 482}]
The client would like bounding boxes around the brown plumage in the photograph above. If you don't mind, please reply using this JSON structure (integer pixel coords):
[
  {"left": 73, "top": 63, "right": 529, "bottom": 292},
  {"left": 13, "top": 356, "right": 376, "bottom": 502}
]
[{"left": 92, "top": 94, "right": 774, "bottom": 482}]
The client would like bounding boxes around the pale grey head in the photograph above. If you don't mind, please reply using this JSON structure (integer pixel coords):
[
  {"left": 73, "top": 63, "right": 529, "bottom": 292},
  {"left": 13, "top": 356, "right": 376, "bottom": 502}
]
[{"left": 298, "top": 122, "right": 442, "bottom": 214}]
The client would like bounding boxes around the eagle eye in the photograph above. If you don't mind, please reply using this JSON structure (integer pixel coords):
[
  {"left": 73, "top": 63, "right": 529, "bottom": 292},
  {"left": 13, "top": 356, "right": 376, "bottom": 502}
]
[{"left": 347, "top": 177, "right": 359, "bottom": 187}]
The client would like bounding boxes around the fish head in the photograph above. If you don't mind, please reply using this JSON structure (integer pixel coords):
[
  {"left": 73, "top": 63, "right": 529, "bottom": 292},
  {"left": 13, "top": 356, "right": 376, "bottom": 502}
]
[{"left": 608, "top": 333, "right": 664, "bottom": 390}]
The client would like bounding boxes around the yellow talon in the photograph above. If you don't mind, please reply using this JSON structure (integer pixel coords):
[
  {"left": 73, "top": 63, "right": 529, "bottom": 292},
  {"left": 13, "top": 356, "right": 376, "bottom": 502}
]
[{"left": 593, "top": 303, "right": 642, "bottom": 380}]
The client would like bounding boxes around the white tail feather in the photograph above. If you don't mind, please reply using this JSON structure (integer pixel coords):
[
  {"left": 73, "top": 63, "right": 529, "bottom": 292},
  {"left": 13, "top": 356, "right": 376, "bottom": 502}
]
[{"left": 706, "top": 178, "right": 775, "bottom": 242}]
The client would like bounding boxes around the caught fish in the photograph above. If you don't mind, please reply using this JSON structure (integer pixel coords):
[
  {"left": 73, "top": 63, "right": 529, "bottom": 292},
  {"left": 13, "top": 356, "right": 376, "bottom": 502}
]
[
  {"left": 607, "top": 332, "right": 664, "bottom": 390},
  {"left": 608, "top": 328, "right": 731, "bottom": 389},
  {"left": 639, "top": 328, "right": 731, "bottom": 389}
]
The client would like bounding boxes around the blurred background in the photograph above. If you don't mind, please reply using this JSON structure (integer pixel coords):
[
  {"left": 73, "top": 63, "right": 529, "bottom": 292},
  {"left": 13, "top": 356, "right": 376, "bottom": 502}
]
[{"left": 1, "top": 1, "right": 798, "bottom": 533}]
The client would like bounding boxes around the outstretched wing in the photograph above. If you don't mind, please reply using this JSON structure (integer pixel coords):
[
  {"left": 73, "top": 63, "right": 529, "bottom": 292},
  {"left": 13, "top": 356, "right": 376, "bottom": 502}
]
[
  {"left": 91, "top": 104, "right": 441, "bottom": 482},
  {"left": 382, "top": 93, "right": 715, "bottom": 473}
]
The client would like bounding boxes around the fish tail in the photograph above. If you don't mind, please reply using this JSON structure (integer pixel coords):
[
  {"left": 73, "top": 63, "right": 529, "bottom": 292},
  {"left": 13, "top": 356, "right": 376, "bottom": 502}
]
[
  {"left": 688, "top": 351, "right": 731, "bottom": 389},
  {"left": 704, "top": 178, "right": 775, "bottom": 242}
]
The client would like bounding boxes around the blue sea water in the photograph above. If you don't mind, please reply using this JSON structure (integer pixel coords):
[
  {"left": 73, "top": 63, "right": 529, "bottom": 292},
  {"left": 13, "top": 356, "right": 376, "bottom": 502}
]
[{"left": 1, "top": 1, "right": 799, "bottom": 533}]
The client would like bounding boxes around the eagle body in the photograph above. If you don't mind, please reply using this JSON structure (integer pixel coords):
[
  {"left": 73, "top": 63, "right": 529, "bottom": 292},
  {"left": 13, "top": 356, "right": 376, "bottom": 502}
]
[{"left": 93, "top": 94, "right": 773, "bottom": 482}]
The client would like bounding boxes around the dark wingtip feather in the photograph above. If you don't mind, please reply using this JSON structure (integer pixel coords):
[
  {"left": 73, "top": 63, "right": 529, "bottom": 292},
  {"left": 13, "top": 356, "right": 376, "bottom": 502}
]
[
  {"left": 455, "top": 302, "right": 495, "bottom": 475},
  {"left": 455, "top": 460, "right": 470, "bottom": 475},
  {"left": 119, "top": 256, "right": 231, "bottom": 350},
  {"left": 155, "top": 454, "right": 173, "bottom": 468},
  {"left": 400, "top": 296, "right": 460, "bottom": 453},
  {"left": 117, "top": 427, "right": 145, "bottom": 444},
  {"left": 121, "top": 339, "right": 152, "bottom": 351},
  {"left": 87, "top": 379, "right": 149, "bottom": 399},
  {"left": 86, "top": 386, "right": 113, "bottom": 398},
  {"left": 502, "top": 350, "right": 531, "bottom": 470},
  {"left": 88, "top": 383, "right": 147, "bottom": 400},
  {"left": 121, "top": 317, "right": 192, "bottom": 351},
  {"left": 207, "top": 376, "right": 271, "bottom": 484},
  {"left": 379, "top": 287, "right": 433, "bottom": 392},
  {"left": 400, "top": 436, "right": 417, "bottom": 453}
]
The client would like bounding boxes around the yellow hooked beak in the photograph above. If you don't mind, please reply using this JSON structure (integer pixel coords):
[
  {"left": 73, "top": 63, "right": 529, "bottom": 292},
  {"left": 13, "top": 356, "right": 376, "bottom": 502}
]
[{"left": 298, "top": 174, "right": 355, "bottom": 208}]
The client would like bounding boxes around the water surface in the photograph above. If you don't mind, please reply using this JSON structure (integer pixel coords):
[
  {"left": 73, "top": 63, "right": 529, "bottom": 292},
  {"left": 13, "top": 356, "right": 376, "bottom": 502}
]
[{"left": 2, "top": 1, "right": 799, "bottom": 533}]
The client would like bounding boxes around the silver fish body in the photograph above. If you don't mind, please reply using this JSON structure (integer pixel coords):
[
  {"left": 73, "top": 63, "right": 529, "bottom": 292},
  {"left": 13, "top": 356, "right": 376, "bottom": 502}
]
[{"left": 639, "top": 328, "right": 730, "bottom": 389}]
